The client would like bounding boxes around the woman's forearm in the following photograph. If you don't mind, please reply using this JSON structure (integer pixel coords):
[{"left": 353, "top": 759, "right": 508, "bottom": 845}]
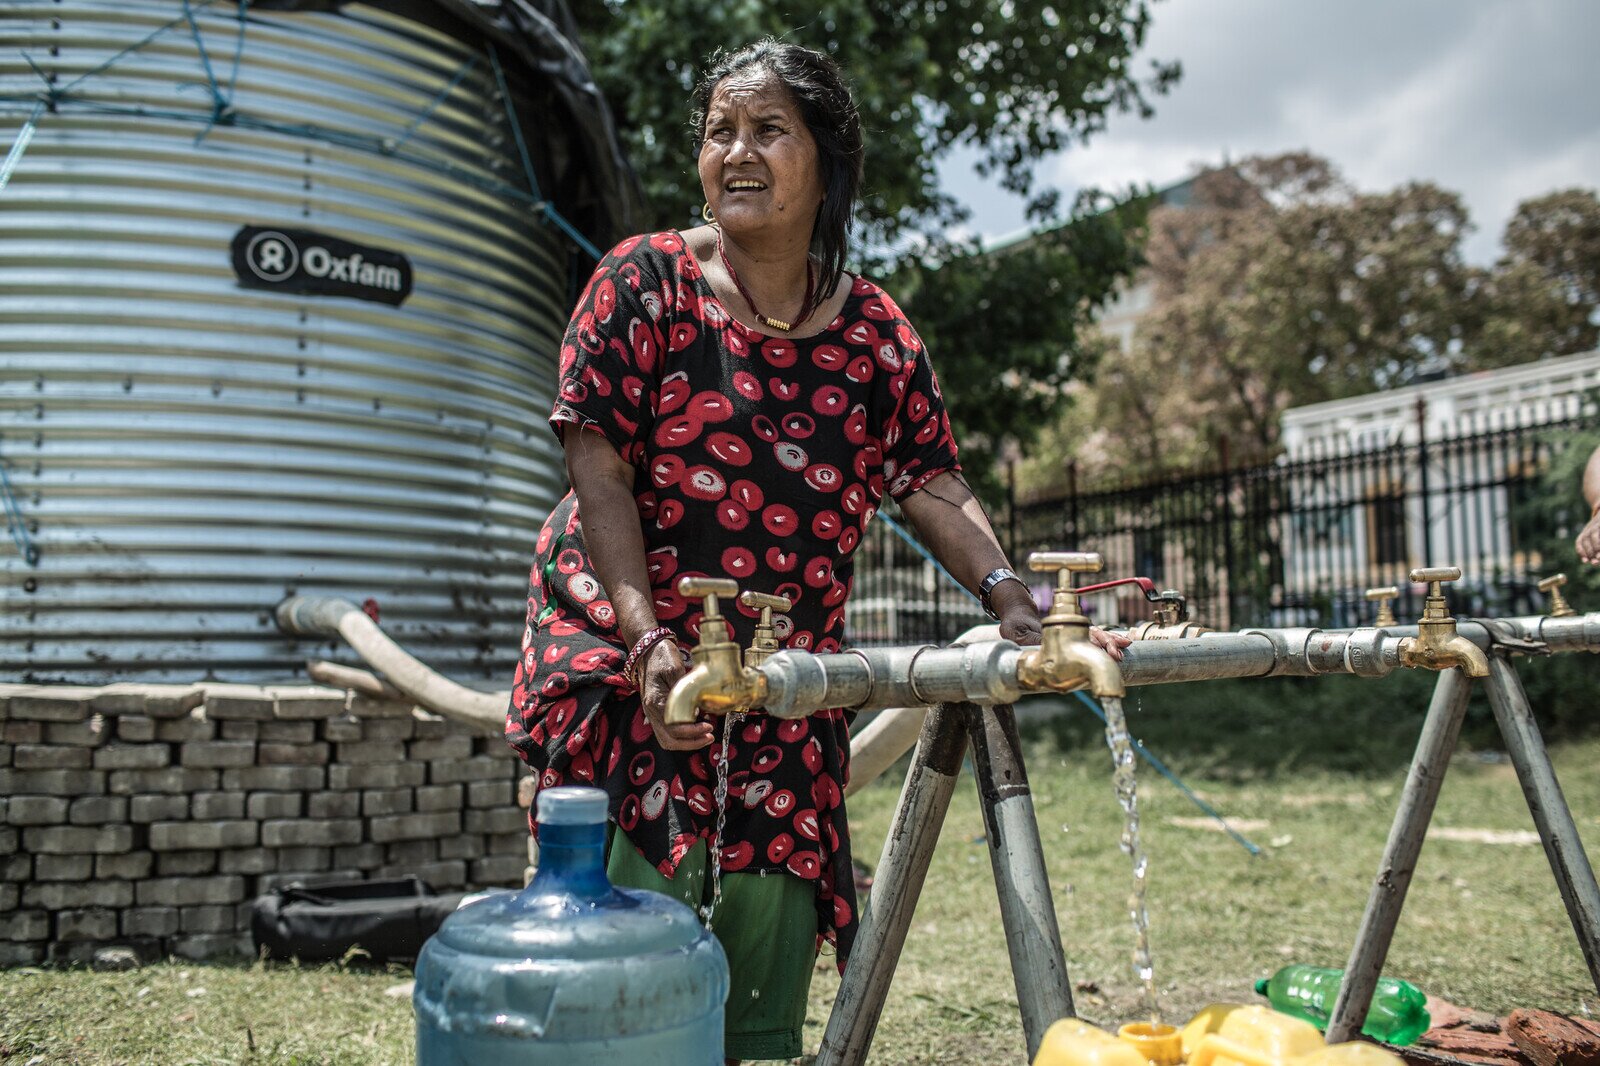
[
  {"left": 1584, "top": 445, "right": 1600, "bottom": 513},
  {"left": 563, "top": 430, "right": 659, "bottom": 648}
]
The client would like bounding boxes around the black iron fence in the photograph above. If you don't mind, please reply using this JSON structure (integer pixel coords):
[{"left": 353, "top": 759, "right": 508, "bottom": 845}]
[{"left": 847, "top": 407, "right": 1597, "bottom": 644}]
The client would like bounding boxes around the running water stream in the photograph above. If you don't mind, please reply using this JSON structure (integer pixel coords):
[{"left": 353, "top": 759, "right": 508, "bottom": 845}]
[
  {"left": 700, "top": 710, "right": 737, "bottom": 929},
  {"left": 1099, "top": 695, "right": 1160, "bottom": 1024}
]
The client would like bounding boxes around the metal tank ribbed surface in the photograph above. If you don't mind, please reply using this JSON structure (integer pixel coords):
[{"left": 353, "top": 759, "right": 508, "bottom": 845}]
[{"left": 0, "top": 2, "right": 574, "bottom": 682}]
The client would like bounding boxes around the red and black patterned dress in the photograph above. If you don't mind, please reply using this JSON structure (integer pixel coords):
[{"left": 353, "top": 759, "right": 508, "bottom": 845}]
[{"left": 504, "top": 231, "right": 960, "bottom": 967}]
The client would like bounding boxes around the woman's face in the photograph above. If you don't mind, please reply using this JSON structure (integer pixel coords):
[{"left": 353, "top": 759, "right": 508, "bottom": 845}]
[{"left": 698, "top": 69, "right": 824, "bottom": 238}]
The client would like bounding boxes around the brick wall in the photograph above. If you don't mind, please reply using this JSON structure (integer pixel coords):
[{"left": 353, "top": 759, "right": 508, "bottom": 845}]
[{"left": 0, "top": 682, "right": 531, "bottom": 966}]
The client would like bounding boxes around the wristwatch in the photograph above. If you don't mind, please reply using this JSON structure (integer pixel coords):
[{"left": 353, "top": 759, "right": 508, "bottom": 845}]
[{"left": 978, "top": 567, "right": 1025, "bottom": 620}]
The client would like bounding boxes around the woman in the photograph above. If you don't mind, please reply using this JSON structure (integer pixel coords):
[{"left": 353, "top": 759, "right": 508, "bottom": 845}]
[{"left": 506, "top": 39, "right": 1125, "bottom": 1062}]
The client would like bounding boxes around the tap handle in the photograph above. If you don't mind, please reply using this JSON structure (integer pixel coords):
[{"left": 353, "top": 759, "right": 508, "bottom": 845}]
[
  {"left": 1537, "top": 573, "right": 1568, "bottom": 594},
  {"left": 1538, "top": 573, "right": 1576, "bottom": 616},
  {"left": 678, "top": 576, "right": 740, "bottom": 627},
  {"left": 1028, "top": 551, "right": 1103, "bottom": 591},
  {"left": 739, "top": 591, "right": 792, "bottom": 622},
  {"left": 1365, "top": 585, "right": 1399, "bottom": 602},
  {"left": 1410, "top": 566, "right": 1461, "bottom": 586},
  {"left": 1365, "top": 585, "right": 1399, "bottom": 626}
]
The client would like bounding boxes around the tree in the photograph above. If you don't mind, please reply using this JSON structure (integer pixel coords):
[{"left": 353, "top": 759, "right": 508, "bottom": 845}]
[
  {"left": 1474, "top": 188, "right": 1600, "bottom": 367},
  {"left": 572, "top": 0, "right": 1179, "bottom": 256}
]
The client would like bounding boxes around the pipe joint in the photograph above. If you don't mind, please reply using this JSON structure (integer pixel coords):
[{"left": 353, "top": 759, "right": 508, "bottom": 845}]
[{"left": 1240, "top": 627, "right": 1323, "bottom": 677}]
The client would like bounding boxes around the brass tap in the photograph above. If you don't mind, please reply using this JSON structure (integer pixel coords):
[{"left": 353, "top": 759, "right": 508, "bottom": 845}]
[
  {"left": 1365, "top": 586, "right": 1399, "bottom": 628},
  {"left": 1015, "top": 551, "right": 1126, "bottom": 698},
  {"left": 1129, "top": 589, "right": 1211, "bottom": 640},
  {"left": 663, "top": 577, "right": 770, "bottom": 724},
  {"left": 1395, "top": 566, "right": 1489, "bottom": 677},
  {"left": 740, "top": 590, "right": 793, "bottom": 668},
  {"left": 1538, "top": 573, "right": 1577, "bottom": 617}
]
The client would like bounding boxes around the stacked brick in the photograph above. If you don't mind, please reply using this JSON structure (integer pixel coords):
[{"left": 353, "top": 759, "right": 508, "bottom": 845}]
[{"left": 0, "top": 681, "right": 530, "bottom": 966}]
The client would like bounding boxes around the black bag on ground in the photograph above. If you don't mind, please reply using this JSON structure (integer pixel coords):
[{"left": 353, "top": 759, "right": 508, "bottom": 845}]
[{"left": 251, "top": 877, "right": 468, "bottom": 962}]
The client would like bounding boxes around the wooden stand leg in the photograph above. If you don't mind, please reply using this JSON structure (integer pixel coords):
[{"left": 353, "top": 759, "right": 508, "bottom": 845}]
[
  {"left": 817, "top": 704, "right": 969, "bottom": 1066},
  {"left": 1327, "top": 669, "right": 1472, "bottom": 1043},
  {"left": 1484, "top": 654, "right": 1600, "bottom": 991},
  {"left": 964, "top": 702, "right": 1075, "bottom": 1061}
]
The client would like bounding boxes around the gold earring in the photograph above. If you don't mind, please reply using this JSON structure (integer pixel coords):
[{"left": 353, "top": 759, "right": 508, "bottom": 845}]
[{"left": 701, "top": 202, "right": 715, "bottom": 222}]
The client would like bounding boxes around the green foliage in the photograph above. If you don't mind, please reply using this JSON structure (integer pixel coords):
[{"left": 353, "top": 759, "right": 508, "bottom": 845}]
[
  {"left": 1474, "top": 189, "right": 1600, "bottom": 367},
  {"left": 572, "top": 0, "right": 1179, "bottom": 255}
]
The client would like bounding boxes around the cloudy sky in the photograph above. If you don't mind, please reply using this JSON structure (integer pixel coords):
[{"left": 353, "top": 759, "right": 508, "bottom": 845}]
[{"left": 941, "top": 0, "right": 1600, "bottom": 264}]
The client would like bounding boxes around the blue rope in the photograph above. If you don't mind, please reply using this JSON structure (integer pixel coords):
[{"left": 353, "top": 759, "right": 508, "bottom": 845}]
[
  {"left": 872, "top": 510, "right": 1261, "bottom": 856},
  {"left": 541, "top": 203, "right": 604, "bottom": 261},
  {"left": 180, "top": 0, "right": 234, "bottom": 142},
  {"left": 1, "top": 459, "right": 39, "bottom": 567},
  {"left": 224, "top": 1, "right": 250, "bottom": 106},
  {"left": 57, "top": 0, "right": 223, "bottom": 98},
  {"left": 487, "top": 43, "right": 541, "bottom": 203},
  {"left": 388, "top": 55, "right": 477, "bottom": 155},
  {"left": 0, "top": 100, "right": 42, "bottom": 193}
]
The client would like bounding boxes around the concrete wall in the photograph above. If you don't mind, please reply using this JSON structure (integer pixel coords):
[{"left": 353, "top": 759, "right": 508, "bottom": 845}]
[{"left": 0, "top": 682, "right": 530, "bottom": 966}]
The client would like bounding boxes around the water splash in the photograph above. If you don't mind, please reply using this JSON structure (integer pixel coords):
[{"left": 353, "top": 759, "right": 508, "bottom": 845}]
[
  {"left": 1100, "top": 695, "right": 1160, "bottom": 1024},
  {"left": 700, "top": 711, "right": 738, "bottom": 929}
]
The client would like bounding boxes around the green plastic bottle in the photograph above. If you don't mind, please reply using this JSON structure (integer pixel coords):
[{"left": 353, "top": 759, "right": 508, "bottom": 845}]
[{"left": 1254, "top": 965, "right": 1431, "bottom": 1046}]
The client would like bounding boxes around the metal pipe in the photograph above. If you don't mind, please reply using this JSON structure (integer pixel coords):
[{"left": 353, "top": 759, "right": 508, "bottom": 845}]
[
  {"left": 274, "top": 595, "right": 504, "bottom": 732},
  {"left": 1483, "top": 654, "right": 1600, "bottom": 991},
  {"left": 1326, "top": 669, "right": 1474, "bottom": 1043},
  {"left": 818, "top": 704, "right": 969, "bottom": 1066}
]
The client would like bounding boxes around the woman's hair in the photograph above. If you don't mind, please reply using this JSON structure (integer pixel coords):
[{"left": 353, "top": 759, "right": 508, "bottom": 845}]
[{"left": 692, "top": 40, "right": 864, "bottom": 299}]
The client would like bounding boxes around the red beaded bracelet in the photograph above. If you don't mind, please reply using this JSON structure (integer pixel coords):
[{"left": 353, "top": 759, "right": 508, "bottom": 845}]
[{"left": 623, "top": 626, "right": 675, "bottom": 690}]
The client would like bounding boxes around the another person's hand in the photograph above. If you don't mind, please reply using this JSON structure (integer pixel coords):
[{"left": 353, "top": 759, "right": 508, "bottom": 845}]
[
  {"left": 1578, "top": 509, "right": 1600, "bottom": 564},
  {"left": 1090, "top": 626, "right": 1131, "bottom": 661},
  {"left": 638, "top": 640, "right": 713, "bottom": 751}
]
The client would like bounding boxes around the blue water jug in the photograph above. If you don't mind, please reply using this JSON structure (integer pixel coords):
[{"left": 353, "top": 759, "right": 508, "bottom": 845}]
[{"left": 413, "top": 786, "right": 729, "bottom": 1064}]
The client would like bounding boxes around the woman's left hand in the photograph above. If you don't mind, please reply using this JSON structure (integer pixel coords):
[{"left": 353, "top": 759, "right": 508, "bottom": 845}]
[{"left": 1090, "top": 626, "right": 1131, "bottom": 661}]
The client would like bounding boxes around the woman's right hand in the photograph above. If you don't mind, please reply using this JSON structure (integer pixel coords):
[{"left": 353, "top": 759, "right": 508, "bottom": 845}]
[{"left": 638, "top": 639, "right": 714, "bottom": 751}]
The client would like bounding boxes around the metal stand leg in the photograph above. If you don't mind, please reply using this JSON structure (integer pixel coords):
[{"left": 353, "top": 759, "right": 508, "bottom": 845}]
[
  {"left": 1327, "top": 669, "right": 1473, "bottom": 1043},
  {"left": 1483, "top": 654, "right": 1600, "bottom": 991},
  {"left": 964, "top": 702, "right": 1075, "bottom": 1061},
  {"left": 817, "top": 704, "right": 969, "bottom": 1066}
]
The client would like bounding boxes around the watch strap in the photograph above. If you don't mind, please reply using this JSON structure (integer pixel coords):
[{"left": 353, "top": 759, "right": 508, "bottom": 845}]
[{"left": 978, "top": 567, "right": 1023, "bottom": 620}]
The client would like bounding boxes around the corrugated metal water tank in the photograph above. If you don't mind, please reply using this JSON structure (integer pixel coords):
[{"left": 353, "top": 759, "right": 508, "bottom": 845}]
[{"left": 0, "top": 2, "right": 576, "bottom": 682}]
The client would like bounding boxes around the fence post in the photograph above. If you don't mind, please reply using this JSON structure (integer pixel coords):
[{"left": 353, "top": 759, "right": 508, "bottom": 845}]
[
  {"left": 1065, "top": 459, "right": 1079, "bottom": 547},
  {"left": 1416, "top": 397, "right": 1433, "bottom": 567},
  {"left": 1219, "top": 434, "right": 1236, "bottom": 630},
  {"left": 1006, "top": 458, "right": 1018, "bottom": 560}
]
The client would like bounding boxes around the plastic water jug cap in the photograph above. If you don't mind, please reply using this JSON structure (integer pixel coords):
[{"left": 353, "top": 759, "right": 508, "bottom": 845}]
[{"left": 536, "top": 785, "right": 609, "bottom": 826}]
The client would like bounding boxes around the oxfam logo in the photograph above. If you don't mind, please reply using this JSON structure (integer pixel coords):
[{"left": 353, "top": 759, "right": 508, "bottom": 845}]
[{"left": 245, "top": 230, "right": 299, "bottom": 282}]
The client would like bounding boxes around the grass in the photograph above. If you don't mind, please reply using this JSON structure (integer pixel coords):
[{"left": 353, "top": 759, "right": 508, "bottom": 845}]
[{"left": 4, "top": 682, "right": 1598, "bottom": 1064}]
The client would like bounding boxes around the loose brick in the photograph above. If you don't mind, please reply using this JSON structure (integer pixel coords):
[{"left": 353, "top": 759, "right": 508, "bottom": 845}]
[
  {"left": 0, "top": 942, "right": 46, "bottom": 966},
  {"left": 89, "top": 683, "right": 203, "bottom": 718},
  {"left": 95, "top": 851, "right": 154, "bottom": 880},
  {"left": 156, "top": 714, "right": 216, "bottom": 743},
  {"left": 349, "top": 695, "right": 416, "bottom": 719},
  {"left": 415, "top": 784, "right": 463, "bottom": 813},
  {"left": 258, "top": 741, "right": 329, "bottom": 766},
  {"left": 355, "top": 717, "right": 416, "bottom": 741},
  {"left": 335, "top": 740, "right": 405, "bottom": 765},
  {"left": 261, "top": 819, "right": 362, "bottom": 848},
  {"left": 370, "top": 811, "right": 459, "bottom": 844},
  {"left": 260, "top": 720, "right": 316, "bottom": 744},
  {"left": 430, "top": 758, "right": 510, "bottom": 785},
  {"left": 202, "top": 685, "right": 278, "bottom": 721},
  {"left": 246, "top": 792, "right": 303, "bottom": 820},
  {"left": 150, "top": 821, "right": 257, "bottom": 851},
  {"left": 180, "top": 905, "right": 238, "bottom": 934},
  {"left": 23, "top": 824, "right": 133, "bottom": 855},
  {"left": 439, "top": 835, "right": 485, "bottom": 861},
  {"left": 0, "top": 910, "right": 50, "bottom": 941},
  {"left": 7, "top": 687, "right": 98, "bottom": 721},
  {"left": 273, "top": 688, "right": 348, "bottom": 720},
  {"left": 306, "top": 791, "right": 358, "bottom": 818},
  {"left": 115, "top": 715, "right": 158, "bottom": 742},
  {"left": 135, "top": 876, "right": 245, "bottom": 907},
  {"left": 69, "top": 795, "right": 128, "bottom": 825},
  {"left": 7, "top": 795, "right": 69, "bottom": 825},
  {"left": 181, "top": 740, "right": 256, "bottom": 769},
  {"left": 192, "top": 791, "right": 245, "bottom": 820},
  {"left": 219, "top": 720, "right": 260, "bottom": 741},
  {"left": 93, "top": 743, "right": 171, "bottom": 770},
  {"left": 13, "top": 745, "right": 90, "bottom": 770},
  {"left": 361, "top": 788, "right": 414, "bottom": 816},
  {"left": 1, "top": 721, "right": 43, "bottom": 744},
  {"left": 43, "top": 718, "right": 110, "bottom": 748},
  {"left": 219, "top": 849, "right": 278, "bottom": 875},
  {"left": 384, "top": 840, "right": 438, "bottom": 867},
  {"left": 57, "top": 907, "right": 119, "bottom": 941},
  {"left": 471, "top": 855, "right": 528, "bottom": 886},
  {"left": 129, "top": 795, "right": 189, "bottom": 822},
  {"left": 276, "top": 847, "right": 331, "bottom": 872},
  {"left": 23, "top": 880, "right": 134, "bottom": 909},
  {"left": 467, "top": 780, "right": 511, "bottom": 808},
  {"left": 333, "top": 843, "right": 385, "bottom": 870},
  {"left": 122, "top": 906, "right": 180, "bottom": 938},
  {"left": 110, "top": 768, "right": 218, "bottom": 795},
  {"left": 412, "top": 713, "right": 450, "bottom": 739},
  {"left": 35, "top": 854, "right": 94, "bottom": 881},
  {"left": 327, "top": 763, "right": 423, "bottom": 790},
  {"left": 0, "top": 769, "right": 107, "bottom": 795},
  {"left": 322, "top": 715, "right": 364, "bottom": 742},
  {"left": 466, "top": 808, "right": 528, "bottom": 835},
  {"left": 409, "top": 736, "right": 473, "bottom": 762},
  {"left": 221, "top": 766, "right": 325, "bottom": 791}
]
